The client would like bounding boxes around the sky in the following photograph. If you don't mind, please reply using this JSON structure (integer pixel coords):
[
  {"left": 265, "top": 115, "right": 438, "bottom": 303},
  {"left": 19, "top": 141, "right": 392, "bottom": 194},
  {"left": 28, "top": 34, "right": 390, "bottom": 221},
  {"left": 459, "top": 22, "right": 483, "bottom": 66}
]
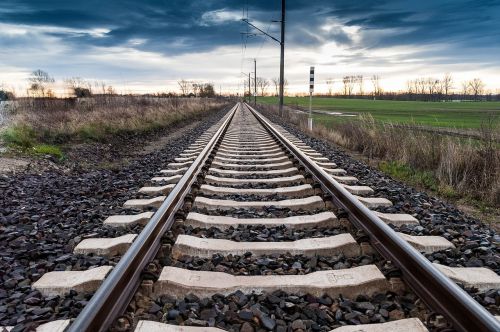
[{"left": 1, "top": 0, "right": 500, "bottom": 96}]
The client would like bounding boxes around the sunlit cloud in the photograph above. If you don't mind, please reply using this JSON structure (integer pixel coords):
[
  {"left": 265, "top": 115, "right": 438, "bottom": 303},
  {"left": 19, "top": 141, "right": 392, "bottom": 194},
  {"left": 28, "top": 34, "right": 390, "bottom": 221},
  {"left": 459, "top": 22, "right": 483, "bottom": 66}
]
[
  {"left": 200, "top": 9, "right": 241, "bottom": 26},
  {"left": 0, "top": 0, "right": 499, "bottom": 95}
]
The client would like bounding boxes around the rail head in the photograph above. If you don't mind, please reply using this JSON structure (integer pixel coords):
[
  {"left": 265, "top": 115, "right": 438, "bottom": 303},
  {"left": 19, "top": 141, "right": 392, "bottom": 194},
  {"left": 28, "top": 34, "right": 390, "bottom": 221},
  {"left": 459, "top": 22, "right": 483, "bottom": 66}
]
[
  {"left": 244, "top": 102, "right": 500, "bottom": 332},
  {"left": 67, "top": 103, "right": 239, "bottom": 332}
]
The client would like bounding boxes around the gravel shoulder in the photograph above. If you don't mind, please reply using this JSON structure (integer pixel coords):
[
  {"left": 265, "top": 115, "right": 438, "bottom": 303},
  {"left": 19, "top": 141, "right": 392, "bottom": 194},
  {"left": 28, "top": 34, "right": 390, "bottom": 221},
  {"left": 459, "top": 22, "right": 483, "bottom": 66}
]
[{"left": 0, "top": 106, "right": 230, "bottom": 329}]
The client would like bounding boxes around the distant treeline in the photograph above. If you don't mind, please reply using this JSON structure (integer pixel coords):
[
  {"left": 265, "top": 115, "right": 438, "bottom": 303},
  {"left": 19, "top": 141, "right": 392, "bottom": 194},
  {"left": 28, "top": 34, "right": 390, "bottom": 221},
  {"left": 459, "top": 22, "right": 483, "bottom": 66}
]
[{"left": 312, "top": 92, "right": 500, "bottom": 102}]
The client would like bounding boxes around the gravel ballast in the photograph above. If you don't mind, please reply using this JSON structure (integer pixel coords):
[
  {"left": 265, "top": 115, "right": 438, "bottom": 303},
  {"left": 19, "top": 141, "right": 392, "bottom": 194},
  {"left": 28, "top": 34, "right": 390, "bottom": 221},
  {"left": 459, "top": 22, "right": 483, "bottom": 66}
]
[{"left": 0, "top": 106, "right": 230, "bottom": 330}]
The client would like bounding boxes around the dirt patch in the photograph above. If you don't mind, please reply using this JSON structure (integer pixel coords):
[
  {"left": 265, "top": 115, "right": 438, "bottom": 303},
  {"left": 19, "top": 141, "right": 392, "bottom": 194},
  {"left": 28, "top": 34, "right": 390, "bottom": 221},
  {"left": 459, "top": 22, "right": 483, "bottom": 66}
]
[
  {"left": 456, "top": 203, "right": 500, "bottom": 231},
  {"left": 134, "top": 120, "right": 201, "bottom": 156},
  {"left": 63, "top": 119, "right": 204, "bottom": 170},
  {"left": 0, "top": 157, "right": 29, "bottom": 173}
]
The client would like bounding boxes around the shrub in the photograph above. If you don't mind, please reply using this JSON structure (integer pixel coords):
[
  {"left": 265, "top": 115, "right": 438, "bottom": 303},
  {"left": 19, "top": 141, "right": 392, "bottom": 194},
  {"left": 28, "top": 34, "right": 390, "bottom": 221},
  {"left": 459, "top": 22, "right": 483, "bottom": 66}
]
[
  {"left": 74, "top": 87, "right": 92, "bottom": 98},
  {"left": 1, "top": 125, "right": 36, "bottom": 148},
  {"left": 0, "top": 90, "right": 15, "bottom": 101}
]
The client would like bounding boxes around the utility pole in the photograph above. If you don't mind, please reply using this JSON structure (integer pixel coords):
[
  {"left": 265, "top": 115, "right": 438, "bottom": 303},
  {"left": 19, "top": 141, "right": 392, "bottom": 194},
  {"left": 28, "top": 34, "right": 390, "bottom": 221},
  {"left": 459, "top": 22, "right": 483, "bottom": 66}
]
[
  {"left": 248, "top": 72, "right": 251, "bottom": 103},
  {"left": 254, "top": 58, "right": 257, "bottom": 106},
  {"left": 241, "top": 0, "right": 285, "bottom": 115},
  {"left": 279, "top": 0, "right": 285, "bottom": 116}
]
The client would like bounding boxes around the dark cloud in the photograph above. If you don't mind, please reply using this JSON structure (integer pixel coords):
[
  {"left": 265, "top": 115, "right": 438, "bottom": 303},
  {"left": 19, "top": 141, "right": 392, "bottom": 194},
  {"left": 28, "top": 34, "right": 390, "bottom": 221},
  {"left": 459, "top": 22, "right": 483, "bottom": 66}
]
[{"left": 0, "top": 0, "right": 499, "bottom": 56}]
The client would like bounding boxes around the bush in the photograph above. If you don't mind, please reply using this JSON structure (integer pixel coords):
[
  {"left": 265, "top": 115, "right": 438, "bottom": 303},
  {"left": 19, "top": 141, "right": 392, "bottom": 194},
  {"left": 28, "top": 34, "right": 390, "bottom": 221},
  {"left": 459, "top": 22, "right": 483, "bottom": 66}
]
[
  {"left": 74, "top": 87, "right": 92, "bottom": 98},
  {"left": 0, "top": 90, "right": 15, "bottom": 101},
  {"left": 1, "top": 125, "right": 36, "bottom": 148}
]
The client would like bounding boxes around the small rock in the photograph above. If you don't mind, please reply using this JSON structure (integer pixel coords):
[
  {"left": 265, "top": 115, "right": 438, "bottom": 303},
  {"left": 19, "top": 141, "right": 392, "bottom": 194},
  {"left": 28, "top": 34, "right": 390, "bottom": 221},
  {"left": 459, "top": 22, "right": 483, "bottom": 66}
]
[
  {"left": 239, "top": 309, "right": 254, "bottom": 321},
  {"left": 291, "top": 319, "right": 306, "bottom": 330},
  {"left": 241, "top": 322, "right": 254, "bottom": 332}
]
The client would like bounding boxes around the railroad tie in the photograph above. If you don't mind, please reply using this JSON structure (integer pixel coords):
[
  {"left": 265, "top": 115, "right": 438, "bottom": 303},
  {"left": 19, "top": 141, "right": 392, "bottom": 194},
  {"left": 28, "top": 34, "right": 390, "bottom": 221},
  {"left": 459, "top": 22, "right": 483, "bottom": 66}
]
[
  {"left": 184, "top": 211, "right": 339, "bottom": 230},
  {"left": 199, "top": 183, "right": 314, "bottom": 197},
  {"left": 171, "top": 233, "right": 360, "bottom": 259},
  {"left": 139, "top": 184, "right": 176, "bottom": 195},
  {"left": 151, "top": 174, "right": 182, "bottom": 183},
  {"left": 123, "top": 196, "right": 165, "bottom": 209},
  {"left": 193, "top": 195, "right": 325, "bottom": 211},
  {"left": 73, "top": 234, "right": 137, "bottom": 257},
  {"left": 32, "top": 266, "right": 113, "bottom": 297},
  {"left": 204, "top": 174, "right": 305, "bottom": 186},
  {"left": 434, "top": 264, "right": 500, "bottom": 291},
  {"left": 154, "top": 265, "right": 388, "bottom": 300},
  {"left": 133, "top": 318, "right": 429, "bottom": 332},
  {"left": 103, "top": 211, "right": 154, "bottom": 228}
]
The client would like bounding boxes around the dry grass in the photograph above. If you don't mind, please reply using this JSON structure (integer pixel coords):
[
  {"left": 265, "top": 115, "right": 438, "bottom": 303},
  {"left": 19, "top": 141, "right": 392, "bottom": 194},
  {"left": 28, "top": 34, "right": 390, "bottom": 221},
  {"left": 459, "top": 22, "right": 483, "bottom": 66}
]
[
  {"left": 258, "top": 104, "right": 500, "bottom": 206},
  {"left": 5, "top": 96, "right": 228, "bottom": 144}
]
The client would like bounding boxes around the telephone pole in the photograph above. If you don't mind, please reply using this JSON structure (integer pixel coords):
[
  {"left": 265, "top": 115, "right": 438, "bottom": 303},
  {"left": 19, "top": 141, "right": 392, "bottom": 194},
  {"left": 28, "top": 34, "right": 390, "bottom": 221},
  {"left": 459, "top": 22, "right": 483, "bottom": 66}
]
[
  {"left": 254, "top": 59, "right": 257, "bottom": 106},
  {"left": 248, "top": 72, "right": 251, "bottom": 103},
  {"left": 278, "top": 0, "right": 285, "bottom": 116}
]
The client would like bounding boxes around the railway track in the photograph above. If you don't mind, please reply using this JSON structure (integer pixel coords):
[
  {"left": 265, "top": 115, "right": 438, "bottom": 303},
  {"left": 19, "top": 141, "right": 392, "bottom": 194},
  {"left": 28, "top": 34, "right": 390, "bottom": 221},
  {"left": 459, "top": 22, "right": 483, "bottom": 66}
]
[{"left": 18, "top": 102, "right": 499, "bottom": 331}]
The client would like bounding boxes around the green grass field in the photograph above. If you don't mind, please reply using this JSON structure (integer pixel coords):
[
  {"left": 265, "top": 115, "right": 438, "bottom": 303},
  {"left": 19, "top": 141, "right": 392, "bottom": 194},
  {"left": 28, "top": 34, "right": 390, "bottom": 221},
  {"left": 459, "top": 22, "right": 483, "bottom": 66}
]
[{"left": 257, "top": 96, "right": 500, "bottom": 129}]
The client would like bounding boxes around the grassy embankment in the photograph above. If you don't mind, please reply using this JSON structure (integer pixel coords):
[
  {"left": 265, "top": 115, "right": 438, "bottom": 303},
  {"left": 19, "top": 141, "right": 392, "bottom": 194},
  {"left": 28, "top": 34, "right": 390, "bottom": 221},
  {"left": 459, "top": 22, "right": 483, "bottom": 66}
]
[
  {"left": 257, "top": 98, "right": 499, "bottom": 214},
  {"left": 1, "top": 96, "right": 228, "bottom": 160}
]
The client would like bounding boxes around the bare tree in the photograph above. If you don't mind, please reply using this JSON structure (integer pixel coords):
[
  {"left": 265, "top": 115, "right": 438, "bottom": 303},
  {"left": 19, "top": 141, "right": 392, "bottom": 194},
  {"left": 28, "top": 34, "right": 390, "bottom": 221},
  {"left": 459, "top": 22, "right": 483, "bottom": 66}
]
[
  {"left": 325, "top": 78, "right": 334, "bottom": 96},
  {"left": 468, "top": 78, "right": 484, "bottom": 101},
  {"left": 283, "top": 79, "right": 289, "bottom": 95},
  {"left": 371, "top": 75, "right": 382, "bottom": 98},
  {"left": 406, "top": 80, "right": 414, "bottom": 95},
  {"left": 28, "top": 69, "right": 55, "bottom": 97},
  {"left": 256, "top": 77, "right": 269, "bottom": 96},
  {"left": 416, "top": 78, "right": 426, "bottom": 95},
  {"left": 342, "top": 76, "right": 349, "bottom": 96},
  {"left": 106, "top": 85, "right": 116, "bottom": 95},
  {"left": 192, "top": 82, "right": 201, "bottom": 97},
  {"left": 442, "top": 73, "right": 453, "bottom": 100},
  {"left": 177, "top": 79, "right": 191, "bottom": 96},
  {"left": 425, "top": 77, "right": 438, "bottom": 95},
  {"left": 461, "top": 81, "right": 470, "bottom": 99},
  {"left": 271, "top": 78, "right": 280, "bottom": 96},
  {"left": 65, "top": 77, "right": 92, "bottom": 97},
  {"left": 92, "top": 81, "right": 106, "bottom": 95},
  {"left": 356, "top": 75, "right": 364, "bottom": 95},
  {"left": 342, "top": 76, "right": 355, "bottom": 96}
]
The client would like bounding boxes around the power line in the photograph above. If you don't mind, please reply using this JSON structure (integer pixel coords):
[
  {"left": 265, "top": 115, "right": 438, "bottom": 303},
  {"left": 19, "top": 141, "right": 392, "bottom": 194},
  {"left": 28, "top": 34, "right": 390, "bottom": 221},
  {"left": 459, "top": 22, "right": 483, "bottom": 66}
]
[{"left": 242, "top": 0, "right": 285, "bottom": 116}]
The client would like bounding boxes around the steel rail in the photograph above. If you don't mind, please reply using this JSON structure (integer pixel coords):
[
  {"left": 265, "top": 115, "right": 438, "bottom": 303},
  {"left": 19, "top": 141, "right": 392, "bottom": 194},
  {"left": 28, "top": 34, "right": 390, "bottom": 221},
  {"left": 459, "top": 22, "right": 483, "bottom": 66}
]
[
  {"left": 245, "top": 102, "right": 500, "bottom": 332},
  {"left": 67, "top": 103, "right": 238, "bottom": 332}
]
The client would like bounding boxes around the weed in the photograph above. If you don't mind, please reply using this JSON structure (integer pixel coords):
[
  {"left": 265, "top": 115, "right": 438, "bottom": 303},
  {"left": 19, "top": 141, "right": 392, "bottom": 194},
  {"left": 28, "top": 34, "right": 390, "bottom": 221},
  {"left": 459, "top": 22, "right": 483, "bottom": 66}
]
[
  {"left": 379, "top": 160, "right": 438, "bottom": 191},
  {"left": 32, "top": 144, "right": 64, "bottom": 160},
  {"left": 1, "top": 125, "right": 36, "bottom": 148},
  {"left": 437, "top": 185, "right": 459, "bottom": 199}
]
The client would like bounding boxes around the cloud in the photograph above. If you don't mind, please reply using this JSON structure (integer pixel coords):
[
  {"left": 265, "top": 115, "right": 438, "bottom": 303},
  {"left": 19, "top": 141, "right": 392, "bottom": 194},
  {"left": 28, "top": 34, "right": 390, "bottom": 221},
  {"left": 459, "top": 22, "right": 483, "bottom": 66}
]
[
  {"left": 0, "top": 0, "right": 499, "bottom": 93},
  {"left": 200, "top": 9, "right": 241, "bottom": 26}
]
